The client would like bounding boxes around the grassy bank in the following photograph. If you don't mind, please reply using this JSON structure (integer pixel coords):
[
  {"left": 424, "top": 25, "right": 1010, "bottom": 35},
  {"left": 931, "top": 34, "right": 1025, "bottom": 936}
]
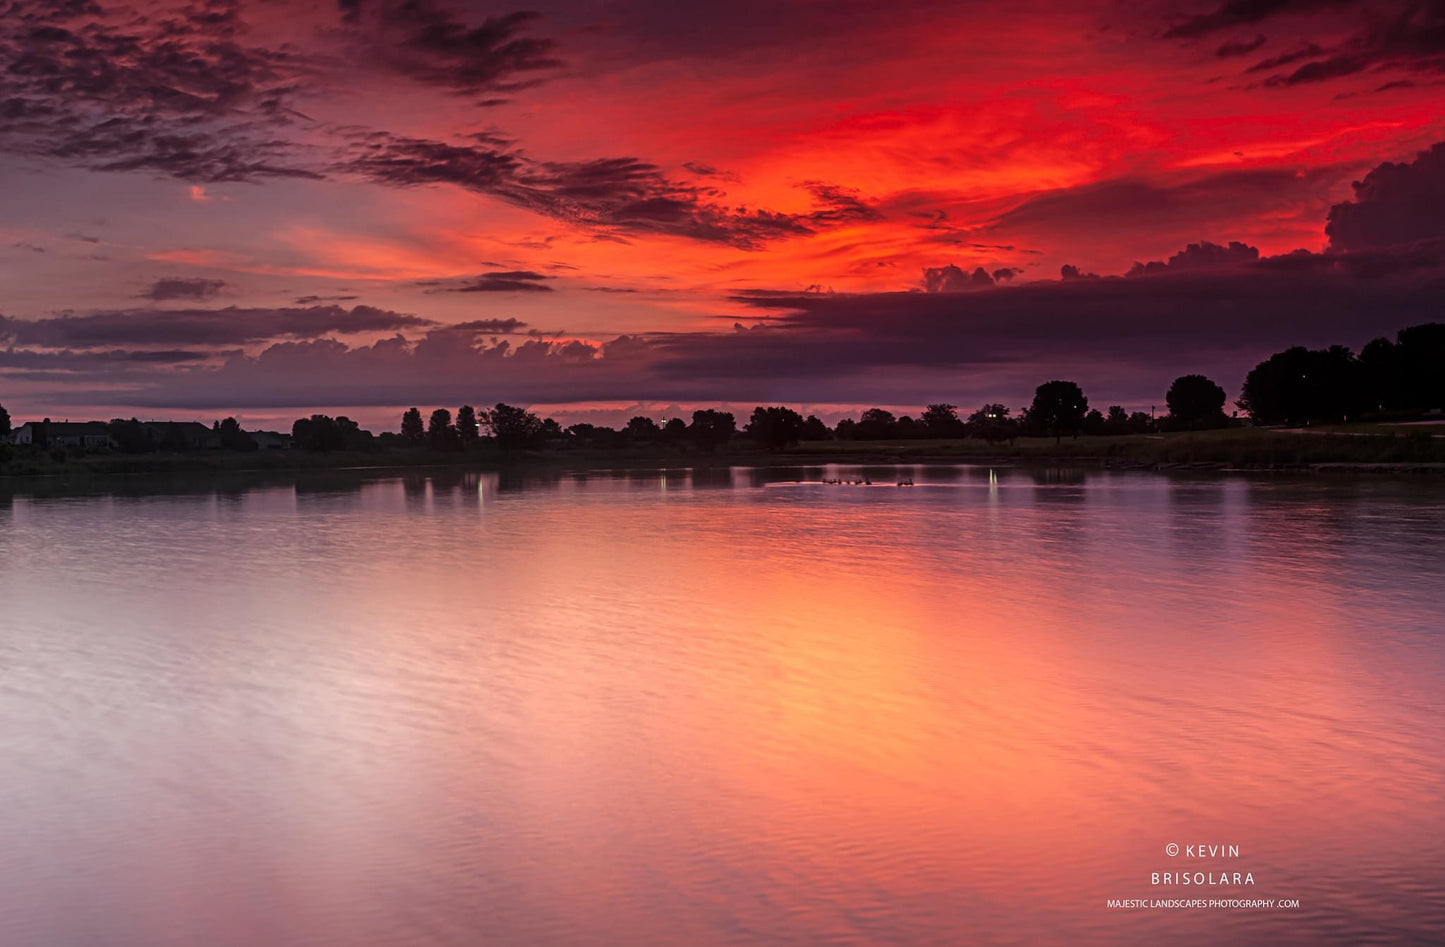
[{"left": 4, "top": 424, "right": 1445, "bottom": 481}]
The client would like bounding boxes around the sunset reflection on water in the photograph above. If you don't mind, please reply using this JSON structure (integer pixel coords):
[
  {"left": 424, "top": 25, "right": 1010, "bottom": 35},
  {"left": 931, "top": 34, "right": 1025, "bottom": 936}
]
[{"left": 1, "top": 467, "right": 1442, "bottom": 945}]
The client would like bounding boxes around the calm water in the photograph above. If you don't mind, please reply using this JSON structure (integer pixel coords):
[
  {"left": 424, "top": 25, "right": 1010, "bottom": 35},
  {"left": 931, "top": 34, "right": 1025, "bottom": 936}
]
[{"left": 2, "top": 465, "right": 1443, "bottom": 946}]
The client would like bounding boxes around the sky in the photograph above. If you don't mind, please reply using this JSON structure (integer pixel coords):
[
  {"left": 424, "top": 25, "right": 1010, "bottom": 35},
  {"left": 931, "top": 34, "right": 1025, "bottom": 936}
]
[{"left": 1, "top": 0, "right": 1443, "bottom": 430}]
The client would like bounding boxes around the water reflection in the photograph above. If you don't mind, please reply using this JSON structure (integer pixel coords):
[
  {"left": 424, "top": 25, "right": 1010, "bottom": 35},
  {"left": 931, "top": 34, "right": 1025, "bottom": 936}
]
[{"left": 1, "top": 467, "right": 1443, "bottom": 946}]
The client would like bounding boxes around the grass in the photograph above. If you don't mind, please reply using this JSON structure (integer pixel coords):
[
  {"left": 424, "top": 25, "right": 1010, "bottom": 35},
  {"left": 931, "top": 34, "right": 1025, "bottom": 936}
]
[{"left": 5, "top": 424, "right": 1445, "bottom": 482}]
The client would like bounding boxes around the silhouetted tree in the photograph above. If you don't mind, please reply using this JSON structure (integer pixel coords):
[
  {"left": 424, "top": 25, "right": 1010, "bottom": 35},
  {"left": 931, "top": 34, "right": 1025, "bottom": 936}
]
[
  {"left": 1128, "top": 411, "right": 1154, "bottom": 434},
  {"left": 567, "top": 423, "right": 624, "bottom": 448},
  {"left": 428, "top": 408, "right": 458, "bottom": 450},
  {"left": 456, "top": 405, "right": 480, "bottom": 446},
  {"left": 336, "top": 416, "right": 374, "bottom": 451},
  {"left": 689, "top": 409, "right": 736, "bottom": 451},
  {"left": 1396, "top": 323, "right": 1445, "bottom": 411},
  {"left": 921, "top": 403, "right": 965, "bottom": 438},
  {"left": 625, "top": 416, "right": 661, "bottom": 443},
  {"left": 833, "top": 418, "right": 858, "bottom": 440},
  {"left": 856, "top": 408, "right": 897, "bottom": 440},
  {"left": 1103, "top": 405, "right": 1130, "bottom": 435},
  {"left": 216, "top": 416, "right": 257, "bottom": 451},
  {"left": 661, "top": 417, "right": 688, "bottom": 444},
  {"left": 482, "top": 403, "right": 544, "bottom": 449},
  {"left": 0, "top": 402, "right": 9, "bottom": 439},
  {"left": 1082, "top": 408, "right": 1105, "bottom": 435},
  {"left": 801, "top": 415, "right": 830, "bottom": 441},
  {"left": 965, "top": 404, "right": 1017, "bottom": 444},
  {"left": 745, "top": 405, "right": 806, "bottom": 450},
  {"left": 108, "top": 418, "right": 154, "bottom": 453},
  {"left": 401, "top": 407, "right": 424, "bottom": 445},
  {"left": 1165, "top": 374, "right": 1228, "bottom": 429},
  {"left": 1238, "top": 345, "right": 1365, "bottom": 425},
  {"left": 1026, "top": 380, "right": 1089, "bottom": 443},
  {"left": 292, "top": 414, "right": 346, "bottom": 452}
]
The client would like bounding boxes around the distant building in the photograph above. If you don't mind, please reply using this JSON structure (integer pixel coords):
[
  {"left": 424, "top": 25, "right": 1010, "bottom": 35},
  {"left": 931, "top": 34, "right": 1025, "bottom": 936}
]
[
  {"left": 249, "top": 430, "right": 293, "bottom": 450},
  {"left": 143, "top": 421, "right": 220, "bottom": 450},
  {"left": 9, "top": 420, "right": 113, "bottom": 449}
]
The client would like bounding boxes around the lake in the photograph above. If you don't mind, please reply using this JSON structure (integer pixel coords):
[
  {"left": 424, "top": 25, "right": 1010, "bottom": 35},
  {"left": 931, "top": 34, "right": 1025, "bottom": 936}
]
[{"left": 2, "top": 465, "right": 1443, "bottom": 946}]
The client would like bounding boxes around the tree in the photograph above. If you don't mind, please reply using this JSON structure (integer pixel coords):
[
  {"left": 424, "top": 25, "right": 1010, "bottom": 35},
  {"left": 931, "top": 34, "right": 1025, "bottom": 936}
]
[
  {"left": 1026, "top": 380, "right": 1089, "bottom": 443},
  {"left": 856, "top": 408, "right": 897, "bottom": 440},
  {"left": 1082, "top": 408, "right": 1105, "bottom": 435},
  {"left": 688, "top": 409, "right": 736, "bottom": 451},
  {"left": 456, "top": 405, "right": 480, "bottom": 446},
  {"left": 661, "top": 417, "right": 688, "bottom": 444},
  {"left": 108, "top": 418, "right": 154, "bottom": 453},
  {"left": 428, "top": 408, "right": 457, "bottom": 450},
  {"left": 1103, "top": 405, "right": 1130, "bottom": 435},
  {"left": 833, "top": 418, "right": 859, "bottom": 440},
  {"left": 801, "top": 415, "right": 830, "bottom": 441},
  {"left": 1238, "top": 345, "right": 1365, "bottom": 425},
  {"left": 625, "top": 416, "right": 661, "bottom": 443},
  {"left": 0, "top": 402, "right": 9, "bottom": 439},
  {"left": 1165, "top": 374, "right": 1228, "bottom": 429},
  {"left": 1395, "top": 322, "right": 1445, "bottom": 411},
  {"left": 336, "top": 416, "right": 374, "bottom": 451},
  {"left": 482, "top": 403, "right": 544, "bottom": 449},
  {"left": 216, "top": 416, "right": 257, "bottom": 451},
  {"left": 292, "top": 415, "right": 345, "bottom": 452},
  {"left": 965, "top": 404, "right": 1017, "bottom": 444},
  {"left": 745, "top": 405, "right": 806, "bottom": 450},
  {"left": 401, "top": 407, "right": 424, "bottom": 445},
  {"left": 921, "top": 403, "right": 964, "bottom": 438}
]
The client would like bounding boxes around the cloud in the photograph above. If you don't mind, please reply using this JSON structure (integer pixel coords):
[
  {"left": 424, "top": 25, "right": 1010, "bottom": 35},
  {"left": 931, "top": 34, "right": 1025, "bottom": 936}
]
[
  {"left": 418, "top": 270, "right": 554, "bottom": 293},
  {"left": 18, "top": 237, "right": 1442, "bottom": 413},
  {"left": 1126, "top": 240, "right": 1260, "bottom": 276},
  {"left": 350, "top": 4, "right": 560, "bottom": 95},
  {"left": 0, "top": 0, "right": 319, "bottom": 182},
  {"left": 341, "top": 132, "right": 879, "bottom": 248},
  {"left": 1325, "top": 141, "right": 1445, "bottom": 251},
  {"left": 1167, "top": 2, "right": 1445, "bottom": 87},
  {"left": 447, "top": 318, "right": 529, "bottom": 334},
  {"left": 1216, "top": 35, "right": 1267, "bottom": 57},
  {"left": 141, "top": 277, "right": 228, "bottom": 301},
  {"left": 294, "top": 294, "right": 361, "bottom": 304},
  {"left": 1162, "top": 1, "right": 1357, "bottom": 40},
  {"left": 0, "top": 304, "right": 434, "bottom": 348},
  {"left": 922, "top": 264, "right": 996, "bottom": 292}
]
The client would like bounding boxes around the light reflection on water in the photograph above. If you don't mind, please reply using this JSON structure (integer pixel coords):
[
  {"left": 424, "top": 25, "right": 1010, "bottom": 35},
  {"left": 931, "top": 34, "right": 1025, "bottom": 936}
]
[{"left": 1, "top": 466, "right": 1443, "bottom": 946}]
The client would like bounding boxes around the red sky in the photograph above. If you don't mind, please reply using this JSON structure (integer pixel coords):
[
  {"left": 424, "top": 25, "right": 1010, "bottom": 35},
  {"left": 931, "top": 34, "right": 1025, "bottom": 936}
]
[{"left": 1, "top": 0, "right": 1443, "bottom": 429}]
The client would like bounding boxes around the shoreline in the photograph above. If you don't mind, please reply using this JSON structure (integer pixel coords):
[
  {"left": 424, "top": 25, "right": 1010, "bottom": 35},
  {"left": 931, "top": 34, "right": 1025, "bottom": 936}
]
[{"left": 5, "top": 428, "right": 1445, "bottom": 487}]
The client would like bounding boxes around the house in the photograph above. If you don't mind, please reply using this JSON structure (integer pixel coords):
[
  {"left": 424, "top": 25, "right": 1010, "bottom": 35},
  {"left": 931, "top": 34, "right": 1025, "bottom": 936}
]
[
  {"left": 143, "top": 421, "right": 220, "bottom": 450},
  {"left": 9, "top": 420, "right": 113, "bottom": 449},
  {"left": 249, "top": 430, "right": 293, "bottom": 450}
]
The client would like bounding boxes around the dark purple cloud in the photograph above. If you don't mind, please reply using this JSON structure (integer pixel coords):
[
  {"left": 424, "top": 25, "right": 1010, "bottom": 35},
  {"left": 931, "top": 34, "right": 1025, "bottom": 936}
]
[
  {"left": 1127, "top": 240, "right": 1260, "bottom": 276},
  {"left": 141, "top": 277, "right": 228, "bottom": 301},
  {"left": 0, "top": 0, "right": 319, "bottom": 182},
  {"left": 923, "top": 264, "right": 996, "bottom": 291},
  {"left": 350, "top": 3, "right": 561, "bottom": 95},
  {"left": 0, "top": 304, "right": 434, "bottom": 348},
  {"left": 1162, "top": 1, "right": 1357, "bottom": 40},
  {"left": 1165, "top": 1, "right": 1445, "bottom": 88},
  {"left": 1326, "top": 141, "right": 1445, "bottom": 251},
  {"left": 1216, "top": 34, "right": 1267, "bottom": 56},
  {"left": 16, "top": 237, "right": 1441, "bottom": 412},
  {"left": 419, "top": 270, "right": 554, "bottom": 293},
  {"left": 341, "top": 132, "right": 879, "bottom": 248}
]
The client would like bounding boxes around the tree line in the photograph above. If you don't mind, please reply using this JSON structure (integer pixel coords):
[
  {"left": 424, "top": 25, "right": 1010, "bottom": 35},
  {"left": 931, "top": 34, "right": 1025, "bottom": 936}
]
[{"left": 3, "top": 322, "right": 1438, "bottom": 455}]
